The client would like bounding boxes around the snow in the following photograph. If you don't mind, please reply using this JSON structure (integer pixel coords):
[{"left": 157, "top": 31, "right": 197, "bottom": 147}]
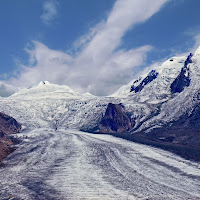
[
  {"left": 2, "top": 47, "right": 200, "bottom": 133},
  {"left": 10, "top": 81, "right": 82, "bottom": 100},
  {"left": 0, "top": 129, "right": 200, "bottom": 200},
  {"left": 110, "top": 48, "right": 200, "bottom": 132},
  {"left": 194, "top": 45, "right": 200, "bottom": 56},
  {"left": 1, "top": 46, "right": 200, "bottom": 199}
]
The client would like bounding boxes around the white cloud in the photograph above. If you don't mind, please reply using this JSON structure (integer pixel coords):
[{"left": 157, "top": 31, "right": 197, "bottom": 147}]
[
  {"left": 189, "top": 34, "right": 200, "bottom": 53},
  {"left": 0, "top": 81, "right": 18, "bottom": 97},
  {"left": 7, "top": 0, "right": 169, "bottom": 96},
  {"left": 40, "top": 0, "right": 58, "bottom": 25}
]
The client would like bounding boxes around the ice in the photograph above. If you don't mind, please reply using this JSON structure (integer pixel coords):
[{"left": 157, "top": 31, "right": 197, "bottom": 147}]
[
  {"left": 1, "top": 47, "right": 200, "bottom": 199},
  {"left": 0, "top": 129, "right": 200, "bottom": 199}
]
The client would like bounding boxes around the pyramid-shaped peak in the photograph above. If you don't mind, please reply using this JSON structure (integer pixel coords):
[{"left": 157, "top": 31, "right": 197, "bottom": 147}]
[
  {"left": 37, "top": 81, "right": 51, "bottom": 86},
  {"left": 10, "top": 80, "right": 83, "bottom": 100}
]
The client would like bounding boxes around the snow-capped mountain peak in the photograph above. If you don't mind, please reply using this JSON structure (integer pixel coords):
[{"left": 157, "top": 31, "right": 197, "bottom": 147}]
[
  {"left": 10, "top": 81, "right": 82, "bottom": 100},
  {"left": 111, "top": 55, "right": 187, "bottom": 101},
  {"left": 35, "top": 80, "right": 51, "bottom": 87},
  {"left": 2, "top": 46, "right": 200, "bottom": 135},
  {"left": 108, "top": 46, "right": 200, "bottom": 134}
]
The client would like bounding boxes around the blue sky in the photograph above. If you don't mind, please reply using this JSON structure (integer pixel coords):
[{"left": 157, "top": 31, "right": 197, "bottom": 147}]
[{"left": 1, "top": 0, "right": 200, "bottom": 96}]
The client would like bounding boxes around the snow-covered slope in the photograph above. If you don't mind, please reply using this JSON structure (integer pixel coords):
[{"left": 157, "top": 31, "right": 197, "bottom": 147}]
[
  {"left": 137, "top": 48, "right": 200, "bottom": 132},
  {"left": 112, "top": 55, "right": 188, "bottom": 103},
  {"left": 1, "top": 47, "right": 200, "bottom": 134},
  {"left": 111, "top": 47, "right": 200, "bottom": 133},
  {"left": 111, "top": 56, "right": 186, "bottom": 101},
  {"left": 10, "top": 81, "right": 82, "bottom": 100},
  {"left": 1, "top": 48, "right": 200, "bottom": 199},
  {"left": 1, "top": 129, "right": 200, "bottom": 200},
  {"left": 0, "top": 81, "right": 120, "bottom": 131}
]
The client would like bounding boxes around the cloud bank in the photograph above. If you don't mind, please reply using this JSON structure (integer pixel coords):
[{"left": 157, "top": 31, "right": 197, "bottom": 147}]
[{"left": 8, "top": 0, "right": 169, "bottom": 96}]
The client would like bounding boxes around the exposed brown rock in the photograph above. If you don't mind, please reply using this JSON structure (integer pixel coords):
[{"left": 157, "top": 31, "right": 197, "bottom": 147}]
[
  {"left": 98, "top": 103, "right": 135, "bottom": 134},
  {"left": 0, "top": 112, "right": 21, "bottom": 135},
  {"left": 0, "top": 112, "right": 21, "bottom": 163}
]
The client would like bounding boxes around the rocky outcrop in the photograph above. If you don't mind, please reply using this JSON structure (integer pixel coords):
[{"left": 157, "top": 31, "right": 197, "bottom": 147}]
[
  {"left": 97, "top": 103, "right": 135, "bottom": 134},
  {"left": 0, "top": 112, "right": 21, "bottom": 163},
  {"left": 0, "top": 112, "right": 21, "bottom": 135},
  {"left": 130, "top": 70, "right": 158, "bottom": 93},
  {"left": 170, "top": 53, "right": 192, "bottom": 93}
]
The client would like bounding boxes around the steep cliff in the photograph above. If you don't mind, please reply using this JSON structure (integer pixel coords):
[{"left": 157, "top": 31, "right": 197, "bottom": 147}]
[{"left": 97, "top": 103, "right": 135, "bottom": 134}]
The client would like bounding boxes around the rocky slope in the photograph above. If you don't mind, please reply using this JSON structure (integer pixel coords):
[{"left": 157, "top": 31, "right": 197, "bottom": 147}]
[
  {"left": 94, "top": 103, "right": 135, "bottom": 133},
  {"left": 0, "top": 112, "right": 21, "bottom": 162},
  {"left": 0, "top": 112, "right": 21, "bottom": 135},
  {"left": 0, "top": 138, "right": 15, "bottom": 163}
]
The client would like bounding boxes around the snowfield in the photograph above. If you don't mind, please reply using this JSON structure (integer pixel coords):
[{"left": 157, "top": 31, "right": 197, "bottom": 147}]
[
  {"left": 0, "top": 129, "right": 200, "bottom": 200},
  {"left": 1, "top": 47, "right": 200, "bottom": 199}
]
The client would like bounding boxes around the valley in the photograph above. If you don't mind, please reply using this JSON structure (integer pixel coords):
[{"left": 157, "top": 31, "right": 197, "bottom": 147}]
[
  {"left": 1, "top": 129, "right": 200, "bottom": 200},
  {"left": 1, "top": 47, "right": 200, "bottom": 199}
]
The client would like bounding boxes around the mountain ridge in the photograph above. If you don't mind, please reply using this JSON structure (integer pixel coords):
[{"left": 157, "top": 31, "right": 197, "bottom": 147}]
[{"left": 1, "top": 46, "right": 200, "bottom": 161}]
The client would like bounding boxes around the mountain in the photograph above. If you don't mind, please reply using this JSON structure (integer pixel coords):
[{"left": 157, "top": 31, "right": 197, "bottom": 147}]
[
  {"left": 1, "top": 47, "right": 200, "bottom": 161},
  {"left": 110, "top": 47, "right": 200, "bottom": 130},
  {"left": 1, "top": 48, "right": 200, "bottom": 199},
  {"left": 3, "top": 81, "right": 118, "bottom": 131},
  {"left": 11, "top": 81, "right": 81, "bottom": 100},
  {"left": 104, "top": 46, "right": 200, "bottom": 159}
]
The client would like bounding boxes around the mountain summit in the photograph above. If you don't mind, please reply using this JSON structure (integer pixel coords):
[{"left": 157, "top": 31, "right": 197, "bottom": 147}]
[
  {"left": 10, "top": 81, "right": 82, "bottom": 100},
  {"left": 1, "top": 46, "right": 200, "bottom": 160}
]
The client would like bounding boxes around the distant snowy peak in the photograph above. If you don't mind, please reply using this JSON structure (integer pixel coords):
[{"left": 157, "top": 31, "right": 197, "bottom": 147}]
[
  {"left": 34, "top": 81, "right": 51, "bottom": 87},
  {"left": 10, "top": 81, "right": 83, "bottom": 100},
  {"left": 111, "top": 50, "right": 197, "bottom": 103},
  {"left": 29, "top": 81, "right": 76, "bottom": 93}
]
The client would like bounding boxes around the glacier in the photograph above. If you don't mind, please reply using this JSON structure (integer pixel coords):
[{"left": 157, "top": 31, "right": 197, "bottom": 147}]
[
  {"left": 0, "top": 47, "right": 200, "bottom": 199},
  {"left": 0, "top": 129, "right": 200, "bottom": 199}
]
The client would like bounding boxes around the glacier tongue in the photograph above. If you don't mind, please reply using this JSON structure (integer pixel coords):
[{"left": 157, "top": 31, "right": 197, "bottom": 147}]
[
  {"left": 1, "top": 129, "right": 200, "bottom": 200},
  {"left": 1, "top": 47, "right": 200, "bottom": 199}
]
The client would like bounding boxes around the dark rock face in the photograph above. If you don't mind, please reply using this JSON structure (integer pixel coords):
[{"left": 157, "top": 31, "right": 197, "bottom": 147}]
[
  {"left": 130, "top": 70, "right": 158, "bottom": 93},
  {"left": 0, "top": 112, "right": 21, "bottom": 135},
  {"left": 98, "top": 103, "right": 135, "bottom": 134},
  {"left": 170, "top": 53, "right": 192, "bottom": 94},
  {"left": 0, "top": 112, "right": 21, "bottom": 163}
]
